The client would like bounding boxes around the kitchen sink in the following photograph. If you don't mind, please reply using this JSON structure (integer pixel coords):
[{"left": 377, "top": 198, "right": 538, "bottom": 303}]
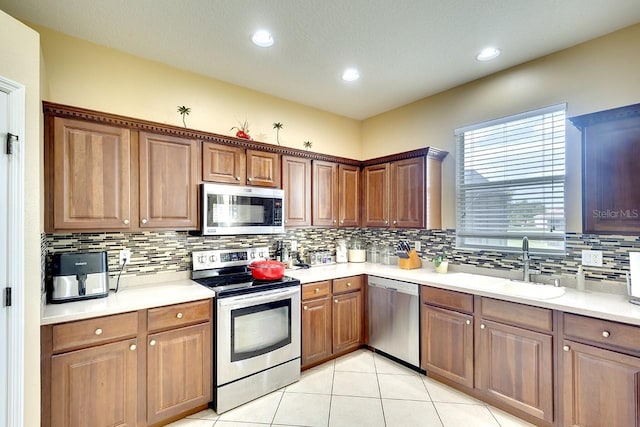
[{"left": 490, "top": 279, "right": 566, "bottom": 300}]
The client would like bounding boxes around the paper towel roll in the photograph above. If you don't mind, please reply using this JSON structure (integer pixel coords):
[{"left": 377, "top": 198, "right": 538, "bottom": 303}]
[{"left": 629, "top": 252, "right": 640, "bottom": 298}]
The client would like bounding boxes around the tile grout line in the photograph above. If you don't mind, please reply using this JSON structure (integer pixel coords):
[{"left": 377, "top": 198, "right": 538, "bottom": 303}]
[
  {"left": 421, "top": 372, "right": 446, "bottom": 427},
  {"left": 373, "top": 353, "right": 388, "bottom": 427}
]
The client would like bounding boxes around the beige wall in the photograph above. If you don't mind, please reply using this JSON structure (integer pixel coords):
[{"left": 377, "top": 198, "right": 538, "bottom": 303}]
[
  {"left": 33, "top": 25, "right": 362, "bottom": 160},
  {"left": 362, "top": 23, "right": 640, "bottom": 232},
  {"left": 0, "top": 10, "right": 41, "bottom": 427}
]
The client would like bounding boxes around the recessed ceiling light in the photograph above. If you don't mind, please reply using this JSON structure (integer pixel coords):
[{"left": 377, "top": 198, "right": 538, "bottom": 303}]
[
  {"left": 342, "top": 68, "right": 360, "bottom": 82},
  {"left": 252, "top": 30, "right": 274, "bottom": 47},
  {"left": 476, "top": 47, "right": 501, "bottom": 61}
]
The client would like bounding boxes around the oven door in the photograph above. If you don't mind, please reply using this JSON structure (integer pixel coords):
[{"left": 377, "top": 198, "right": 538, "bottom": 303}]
[{"left": 216, "top": 286, "right": 301, "bottom": 386}]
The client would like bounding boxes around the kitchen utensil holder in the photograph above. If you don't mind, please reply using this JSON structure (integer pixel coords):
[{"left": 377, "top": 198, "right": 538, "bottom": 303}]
[{"left": 398, "top": 250, "right": 421, "bottom": 269}]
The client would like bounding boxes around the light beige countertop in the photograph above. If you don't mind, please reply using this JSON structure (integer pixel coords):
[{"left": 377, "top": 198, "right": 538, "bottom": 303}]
[
  {"left": 288, "top": 262, "right": 640, "bottom": 326},
  {"left": 41, "top": 279, "right": 215, "bottom": 325}
]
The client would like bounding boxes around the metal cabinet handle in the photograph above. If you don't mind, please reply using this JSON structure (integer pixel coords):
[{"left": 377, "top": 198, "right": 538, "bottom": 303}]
[
  {"left": 303, "top": 305, "right": 308, "bottom": 310},
  {"left": 393, "top": 220, "right": 397, "bottom": 225},
  {"left": 176, "top": 312, "right": 183, "bottom": 319},
  {"left": 347, "top": 282, "right": 351, "bottom": 287},
  {"left": 334, "top": 299, "right": 338, "bottom": 303},
  {"left": 123, "top": 219, "right": 129, "bottom": 225},
  {"left": 480, "top": 324, "right": 486, "bottom": 329},
  {"left": 333, "top": 219, "right": 337, "bottom": 224},
  {"left": 602, "top": 331, "right": 610, "bottom": 338},
  {"left": 129, "top": 344, "right": 137, "bottom": 351},
  {"left": 340, "top": 220, "right": 344, "bottom": 224},
  {"left": 95, "top": 328, "right": 103, "bottom": 335},
  {"left": 150, "top": 340, "right": 156, "bottom": 346},
  {"left": 235, "top": 176, "right": 241, "bottom": 181},
  {"left": 563, "top": 345, "right": 570, "bottom": 352},
  {"left": 285, "top": 220, "right": 288, "bottom": 224},
  {"left": 315, "top": 288, "right": 320, "bottom": 293},
  {"left": 465, "top": 320, "right": 471, "bottom": 325},
  {"left": 141, "top": 218, "right": 148, "bottom": 224},
  {"left": 248, "top": 177, "right": 253, "bottom": 182},
  {"left": 384, "top": 220, "right": 388, "bottom": 225}
]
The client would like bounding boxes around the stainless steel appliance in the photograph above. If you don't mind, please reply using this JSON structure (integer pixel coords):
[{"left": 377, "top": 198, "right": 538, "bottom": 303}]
[
  {"left": 192, "top": 247, "right": 301, "bottom": 413},
  {"left": 368, "top": 276, "right": 419, "bottom": 367},
  {"left": 49, "top": 251, "right": 109, "bottom": 303},
  {"left": 201, "top": 183, "right": 285, "bottom": 235}
]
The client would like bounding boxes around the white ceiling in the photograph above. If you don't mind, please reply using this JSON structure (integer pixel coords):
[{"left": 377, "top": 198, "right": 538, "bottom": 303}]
[{"left": 2, "top": 0, "right": 640, "bottom": 119}]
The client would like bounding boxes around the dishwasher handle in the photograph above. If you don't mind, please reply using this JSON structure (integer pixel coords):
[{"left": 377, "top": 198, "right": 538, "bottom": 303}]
[{"left": 368, "top": 276, "right": 418, "bottom": 296}]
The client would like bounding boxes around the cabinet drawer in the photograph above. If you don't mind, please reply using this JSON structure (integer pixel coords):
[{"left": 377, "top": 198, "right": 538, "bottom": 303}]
[
  {"left": 52, "top": 311, "right": 138, "bottom": 353},
  {"left": 148, "top": 299, "right": 211, "bottom": 332},
  {"left": 563, "top": 313, "right": 640, "bottom": 354},
  {"left": 481, "top": 297, "right": 553, "bottom": 332},
  {"left": 302, "top": 281, "right": 331, "bottom": 300},
  {"left": 421, "top": 286, "right": 473, "bottom": 313},
  {"left": 333, "top": 276, "right": 363, "bottom": 294}
]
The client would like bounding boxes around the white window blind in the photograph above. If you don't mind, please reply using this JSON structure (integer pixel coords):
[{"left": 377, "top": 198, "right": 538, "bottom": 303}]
[{"left": 455, "top": 104, "right": 566, "bottom": 254}]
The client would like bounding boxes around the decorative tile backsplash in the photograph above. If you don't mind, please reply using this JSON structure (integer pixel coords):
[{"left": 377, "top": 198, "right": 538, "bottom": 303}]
[{"left": 45, "top": 228, "right": 640, "bottom": 288}]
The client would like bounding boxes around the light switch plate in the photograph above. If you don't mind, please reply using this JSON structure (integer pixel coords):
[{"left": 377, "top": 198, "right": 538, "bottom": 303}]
[
  {"left": 582, "top": 249, "right": 603, "bottom": 267},
  {"left": 290, "top": 240, "right": 298, "bottom": 251}
]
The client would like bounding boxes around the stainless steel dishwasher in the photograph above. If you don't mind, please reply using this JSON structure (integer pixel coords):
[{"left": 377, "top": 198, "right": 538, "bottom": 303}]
[{"left": 368, "top": 276, "right": 419, "bottom": 367}]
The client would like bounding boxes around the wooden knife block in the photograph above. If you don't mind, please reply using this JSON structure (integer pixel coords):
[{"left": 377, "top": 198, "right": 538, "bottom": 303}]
[{"left": 398, "top": 249, "right": 422, "bottom": 269}]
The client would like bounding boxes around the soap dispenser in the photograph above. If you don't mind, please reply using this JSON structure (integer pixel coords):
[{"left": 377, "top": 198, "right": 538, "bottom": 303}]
[{"left": 576, "top": 265, "right": 586, "bottom": 291}]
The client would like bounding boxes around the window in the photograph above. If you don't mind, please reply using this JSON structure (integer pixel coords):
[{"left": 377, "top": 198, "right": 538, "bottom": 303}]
[{"left": 455, "top": 104, "right": 566, "bottom": 254}]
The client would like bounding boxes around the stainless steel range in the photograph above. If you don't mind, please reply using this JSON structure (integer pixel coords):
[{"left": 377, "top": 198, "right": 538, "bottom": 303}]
[{"left": 192, "top": 247, "right": 301, "bottom": 414}]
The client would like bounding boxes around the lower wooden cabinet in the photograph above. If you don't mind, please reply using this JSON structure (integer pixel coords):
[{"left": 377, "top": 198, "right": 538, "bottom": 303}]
[
  {"left": 476, "top": 319, "right": 553, "bottom": 423},
  {"left": 51, "top": 338, "right": 138, "bottom": 427},
  {"left": 421, "top": 305, "right": 473, "bottom": 388},
  {"left": 42, "top": 299, "right": 213, "bottom": 427},
  {"left": 562, "top": 340, "right": 640, "bottom": 427},
  {"left": 147, "top": 322, "right": 212, "bottom": 425},
  {"left": 301, "top": 276, "right": 363, "bottom": 369}
]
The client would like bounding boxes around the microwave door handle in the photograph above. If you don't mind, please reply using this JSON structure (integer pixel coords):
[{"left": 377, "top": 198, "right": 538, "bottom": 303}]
[{"left": 218, "top": 287, "right": 299, "bottom": 307}]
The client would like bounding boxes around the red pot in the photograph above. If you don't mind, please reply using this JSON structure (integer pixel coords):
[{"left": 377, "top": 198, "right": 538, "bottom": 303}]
[{"left": 248, "top": 260, "right": 286, "bottom": 280}]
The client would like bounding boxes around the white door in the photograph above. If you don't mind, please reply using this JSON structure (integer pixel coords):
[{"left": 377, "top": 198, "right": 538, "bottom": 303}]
[{"left": 0, "top": 88, "right": 9, "bottom": 427}]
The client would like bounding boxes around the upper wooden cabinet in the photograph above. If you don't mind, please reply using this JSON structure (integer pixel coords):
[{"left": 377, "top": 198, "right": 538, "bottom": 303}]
[
  {"left": 282, "top": 156, "right": 312, "bottom": 227},
  {"left": 49, "top": 117, "right": 132, "bottom": 231},
  {"left": 312, "top": 161, "right": 360, "bottom": 227},
  {"left": 570, "top": 103, "right": 640, "bottom": 234},
  {"left": 45, "top": 114, "right": 199, "bottom": 232},
  {"left": 139, "top": 132, "right": 199, "bottom": 229},
  {"left": 202, "top": 142, "right": 280, "bottom": 187},
  {"left": 362, "top": 149, "right": 445, "bottom": 229}
]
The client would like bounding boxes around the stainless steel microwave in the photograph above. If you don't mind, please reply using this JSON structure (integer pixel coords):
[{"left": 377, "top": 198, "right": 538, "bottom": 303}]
[{"left": 201, "top": 183, "right": 285, "bottom": 235}]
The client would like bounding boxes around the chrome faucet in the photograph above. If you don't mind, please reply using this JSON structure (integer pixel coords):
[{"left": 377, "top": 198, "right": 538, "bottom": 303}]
[{"left": 521, "top": 236, "right": 539, "bottom": 282}]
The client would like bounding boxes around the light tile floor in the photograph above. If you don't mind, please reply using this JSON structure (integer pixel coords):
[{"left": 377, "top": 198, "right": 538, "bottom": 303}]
[{"left": 168, "top": 349, "right": 535, "bottom": 427}]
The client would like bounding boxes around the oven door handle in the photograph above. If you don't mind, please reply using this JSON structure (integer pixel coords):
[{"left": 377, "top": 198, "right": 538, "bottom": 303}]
[{"left": 217, "top": 286, "right": 300, "bottom": 307}]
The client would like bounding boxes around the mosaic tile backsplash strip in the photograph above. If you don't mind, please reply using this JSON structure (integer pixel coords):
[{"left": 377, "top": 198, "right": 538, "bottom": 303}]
[{"left": 45, "top": 229, "right": 640, "bottom": 287}]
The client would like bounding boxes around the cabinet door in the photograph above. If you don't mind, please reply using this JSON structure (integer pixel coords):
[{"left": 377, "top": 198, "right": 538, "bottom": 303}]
[
  {"left": 421, "top": 305, "right": 473, "bottom": 388},
  {"left": 301, "top": 297, "right": 332, "bottom": 368},
  {"left": 247, "top": 149, "right": 281, "bottom": 187},
  {"left": 202, "top": 142, "right": 246, "bottom": 184},
  {"left": 362, "top": 163, "right": 389, "bottom": 227},
  {"left": 51, "top": 117, "right": 131, "bottom": 231},
  {"left": 147, "top": 322, "right": 212, "bottom": 425},
  {"left": 477, "top": 319, "right": 553, "bottom": 423},
  {"left": 339, "top": 164, "right": 360, "bottom": 227},
  {"left": 139, "top": 132, "right": 199, "bottom": 229},
  {"left": 390, "top": 157, "right": 424, "bottom": 228},
  {"left": 51, "top": 338, "right": 138, "bottom": 427},
  {"left": 333, "top": 291, "right": 362, "bottom": 354},
  {"left": 282, "top": 156, "right": 311, "bottom": 227},
  {"left": 562, "top": 340, "right": 640, "bottom": 427},
  {"left": 313, "top": 160, "right": 339, "bottom": 226}
]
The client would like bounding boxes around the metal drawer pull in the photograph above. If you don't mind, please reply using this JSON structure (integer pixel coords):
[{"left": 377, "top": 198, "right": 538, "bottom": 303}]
[
  {"left": 334, "top": 299, "right": 338, "bottom": 303},
  {"left": 465, "top": 320, "right": 471, "bottom": 325},
  {"left": 480, "top": 324, "right": 486, "bottom": 329},
  {"left": 176, "top": 312, "right": 183, "bottom": 319},
  {"left": 303, "top": 305, "right": 308, "bottom": 310},
  {"left": 141, "top": 218, "right": 148, "bottom": 224},
  {"left": 150, "top": 340, "right": 156, "bottom": 346},
  {"left": 347, "top": 282, "right": 351, "bottom": 287},
  {"left": 123, "top": 219, "right": 129, "bottom": 225},
  {"left": 563, "top": 345, "right": 570, "bottom": 352},
  {"left": 602, "top": 331, "right": 610, "bottom": 338},
  {"left": 248, "top": 177, "right": 253, "bottom": 182},
  {"left": 315, "top": 288, "right": 320, "bottom": 293},
  {"left": 235, "top": 176, "right": 241, "bottom": 181},
  {"left": 94, "top": 328, "right": 103, "bottom": 336},
  {"left": 129, "top": 344, "right": 137, "bottom": 351}
]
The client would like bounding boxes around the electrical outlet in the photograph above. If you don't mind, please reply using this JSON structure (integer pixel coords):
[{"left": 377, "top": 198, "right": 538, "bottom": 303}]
[
  {"left": 415, "top": 241, "right": 421, "bottom": 251},
  {"left": 582, "top": 249, "right": 603, "bottom": 267},
  {"left": 290, "top": 240, "right": 298, "bottom": 251},
  {"left": 119, "top": 249, "right": 131, "bottom": 266}
]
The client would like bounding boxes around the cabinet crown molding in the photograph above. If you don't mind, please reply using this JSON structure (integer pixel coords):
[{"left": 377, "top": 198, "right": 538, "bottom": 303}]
[{"left": 569, "top": 102, "right": 640, "bottom": 129}]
